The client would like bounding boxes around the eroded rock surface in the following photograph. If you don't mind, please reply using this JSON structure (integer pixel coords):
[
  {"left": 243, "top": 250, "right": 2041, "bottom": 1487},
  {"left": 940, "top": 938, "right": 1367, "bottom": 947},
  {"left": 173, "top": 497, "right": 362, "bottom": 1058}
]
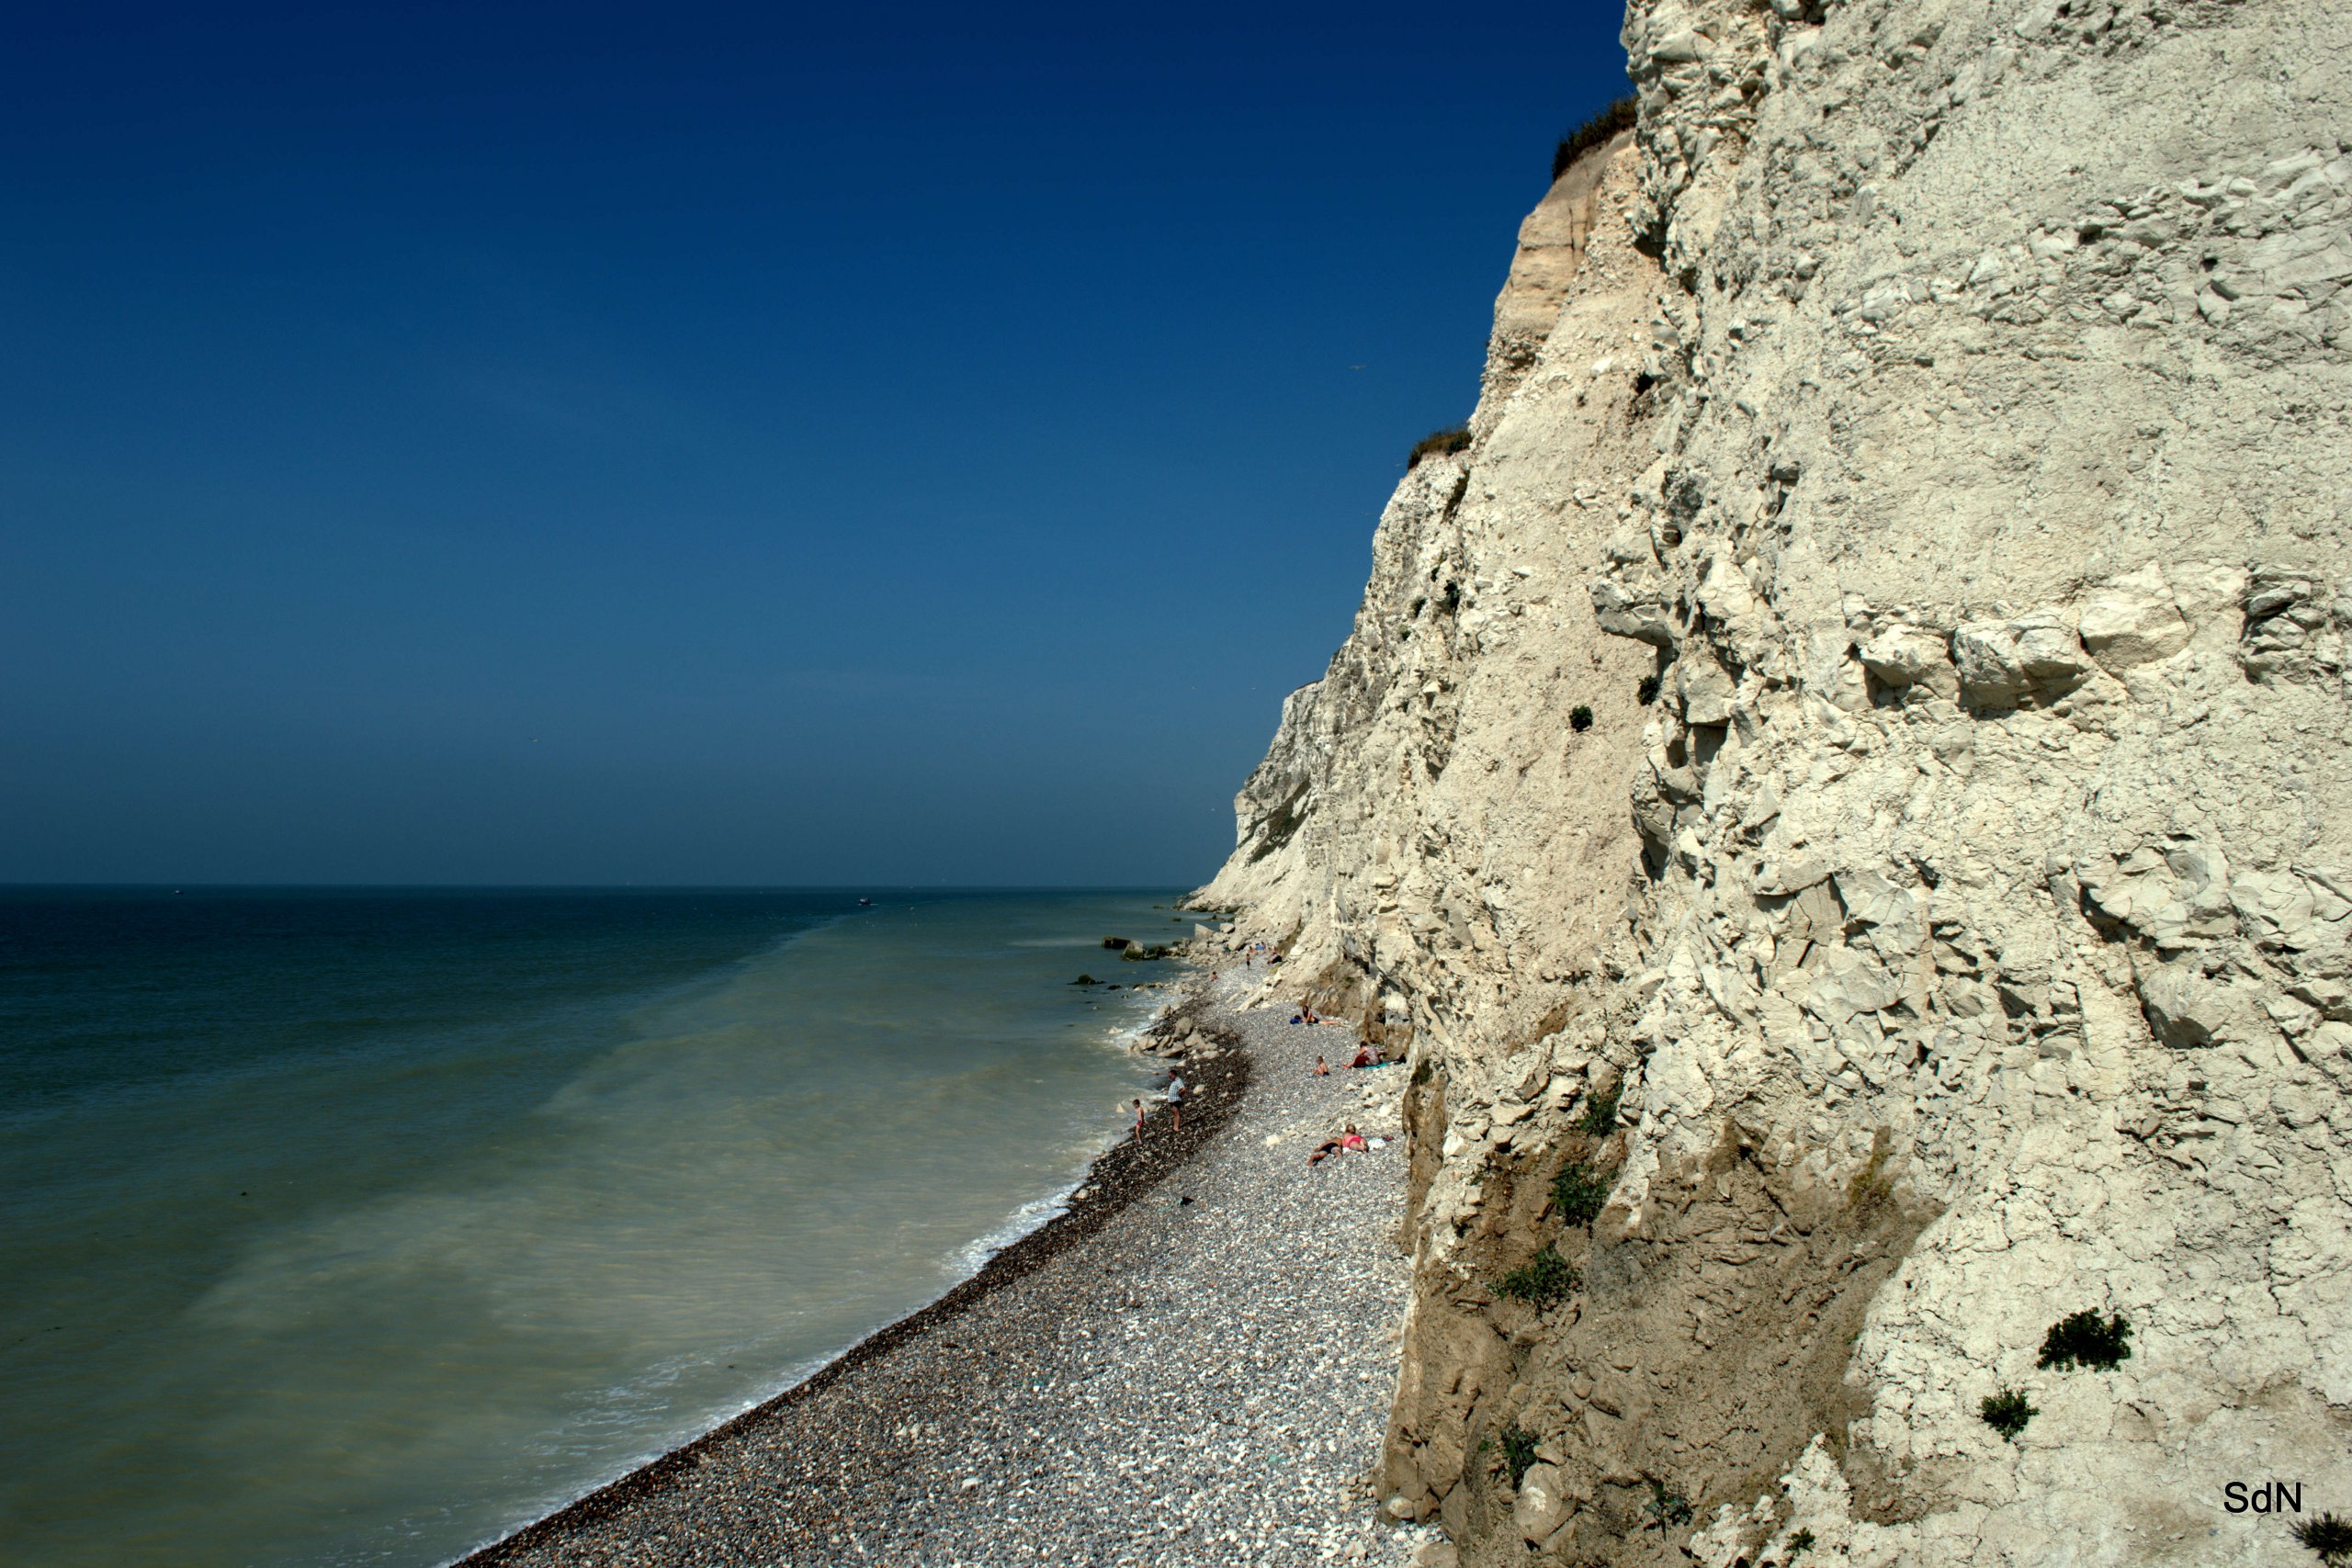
[{"left": 1200, "top": 2, "right": 2352, "bottom": 1562}]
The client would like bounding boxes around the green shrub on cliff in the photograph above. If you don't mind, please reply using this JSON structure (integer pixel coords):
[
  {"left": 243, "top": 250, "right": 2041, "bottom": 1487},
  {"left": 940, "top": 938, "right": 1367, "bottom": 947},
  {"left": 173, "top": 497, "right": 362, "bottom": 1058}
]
[
  {"left": 1645, "top": 1479, "right": 1694, "bottom": 1538},
  {"left": 1407, "top": 425, "right": 1472, "bottom": 468},
  {"left": 1493, "top": 1422, "right": 1539, "bottom": 1487},
  {"left": 2038, "top": 1309, "right": 2132, "bottom": 1371},
  {"left": 1549, "top": 1158, "right": 1610, "bottom": 1227},
  {"left": 1577, "top": 1081, "right": 1622, "bottom": 1137},
  {"left": 1495, "top": 1249, "right": 1578, "bottom": 1306},
  {"left": 2292, "top": 1513, "right": 2352, "bottom": 1563},
  {"left": 1979, "top": 1387, "right": 2036, "bottom": 1442}
]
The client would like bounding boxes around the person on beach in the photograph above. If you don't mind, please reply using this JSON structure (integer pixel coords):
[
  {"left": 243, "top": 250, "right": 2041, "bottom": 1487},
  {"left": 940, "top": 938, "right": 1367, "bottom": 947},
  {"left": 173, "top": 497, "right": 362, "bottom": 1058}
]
[
  {"left": 1131, "top": 1098, "right": 1146, "bottom": 1141},
  {"left": 1348, "top": 1043, "right": 1376, "bottom": 1069},
  {"left": 1314, "top": 1055, "right": 1329, "bottom": 1077},
  {"left": 1163, "top": 1071, "right": 1185, "bottom": 1133},
  {"left": 1307, "top": 1123, "right": 1369, "bottom": 1166}
]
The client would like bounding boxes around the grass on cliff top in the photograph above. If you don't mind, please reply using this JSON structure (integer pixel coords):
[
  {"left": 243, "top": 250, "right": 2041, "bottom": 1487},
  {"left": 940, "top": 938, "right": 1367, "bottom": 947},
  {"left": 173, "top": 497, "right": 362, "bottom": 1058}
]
[
  {"left": 1552, "top": 96, "right": 1636, "bottom": 182},
  {"left": 1407, "top": 425, "right": 1471, "bottom": 469}
]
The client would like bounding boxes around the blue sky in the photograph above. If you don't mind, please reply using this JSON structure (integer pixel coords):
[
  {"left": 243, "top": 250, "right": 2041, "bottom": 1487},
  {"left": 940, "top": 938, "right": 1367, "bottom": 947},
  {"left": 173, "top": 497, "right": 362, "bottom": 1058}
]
[{"left": 2, "top": 1, "right": 1631, "bottom": 886}]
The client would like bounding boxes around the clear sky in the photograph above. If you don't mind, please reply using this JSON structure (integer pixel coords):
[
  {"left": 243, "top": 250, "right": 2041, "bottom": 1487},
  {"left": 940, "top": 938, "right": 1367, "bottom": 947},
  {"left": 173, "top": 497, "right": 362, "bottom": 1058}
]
[{"left": 3, "top": 1, "right": 1631, "bottom": 886}]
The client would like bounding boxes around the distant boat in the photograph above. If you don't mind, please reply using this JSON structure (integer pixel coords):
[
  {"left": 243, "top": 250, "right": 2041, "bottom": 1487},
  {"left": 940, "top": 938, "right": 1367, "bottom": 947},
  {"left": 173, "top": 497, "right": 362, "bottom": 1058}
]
[{"left": 856, "top": 897, "right": 873, "bottom": 907}]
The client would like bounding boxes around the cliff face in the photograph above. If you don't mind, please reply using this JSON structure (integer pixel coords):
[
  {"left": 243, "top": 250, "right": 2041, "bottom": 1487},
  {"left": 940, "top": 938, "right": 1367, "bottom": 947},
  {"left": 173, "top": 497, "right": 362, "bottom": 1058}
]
[{"left": 1199, "top": 2, "right": 2352, "bottom": 1562}]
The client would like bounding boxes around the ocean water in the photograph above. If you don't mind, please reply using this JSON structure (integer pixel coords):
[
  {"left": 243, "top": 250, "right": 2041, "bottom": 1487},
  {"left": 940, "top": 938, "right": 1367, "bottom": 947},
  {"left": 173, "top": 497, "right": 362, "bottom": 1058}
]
[{"left": 0, "top": 887, "right": 1188, "bottom": 1568}]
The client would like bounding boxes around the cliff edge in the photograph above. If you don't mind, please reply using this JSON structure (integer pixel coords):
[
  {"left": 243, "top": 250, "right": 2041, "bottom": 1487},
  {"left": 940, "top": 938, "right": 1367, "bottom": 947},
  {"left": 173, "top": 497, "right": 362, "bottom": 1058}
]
[{"left": 1200, "top": 1, "right": 2352, "bottom": 1562}]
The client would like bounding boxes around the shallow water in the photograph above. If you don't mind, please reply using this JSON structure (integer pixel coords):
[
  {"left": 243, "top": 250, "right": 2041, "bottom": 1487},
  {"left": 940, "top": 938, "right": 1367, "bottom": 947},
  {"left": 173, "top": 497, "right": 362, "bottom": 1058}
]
[{"left": 0, "top": 887, "right": 1187, "bottom": 1567}]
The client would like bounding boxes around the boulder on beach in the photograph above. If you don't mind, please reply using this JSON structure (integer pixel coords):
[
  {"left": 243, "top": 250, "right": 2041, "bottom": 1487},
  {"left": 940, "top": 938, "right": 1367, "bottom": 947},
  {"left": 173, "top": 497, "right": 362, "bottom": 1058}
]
[
  {"left": 1070, "top": 974, "right": 1098, "bottom": 986},
  {"left": 1101, "top": 936, "right": 1130, "bottom": 950}
]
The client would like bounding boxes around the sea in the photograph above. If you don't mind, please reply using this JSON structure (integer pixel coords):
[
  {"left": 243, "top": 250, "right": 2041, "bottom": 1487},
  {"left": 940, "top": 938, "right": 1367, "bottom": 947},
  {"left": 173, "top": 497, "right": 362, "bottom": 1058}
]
[{"left": 0, "top": 886, "right": 1190, "bottom": 1568}]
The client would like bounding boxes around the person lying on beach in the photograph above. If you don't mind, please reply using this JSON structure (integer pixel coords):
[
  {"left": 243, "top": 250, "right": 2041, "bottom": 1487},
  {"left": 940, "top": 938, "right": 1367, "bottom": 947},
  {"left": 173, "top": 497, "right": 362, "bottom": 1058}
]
[
  {"left": 1313, "top": 1055, "right": 1329, "bottom": 1077},
  {"left": 1348, "top": 1044, "right": 1376, "bottom": 1069},
  {"left": 1306, "top": 1123, "right": 1370, "bottom": 1166}
]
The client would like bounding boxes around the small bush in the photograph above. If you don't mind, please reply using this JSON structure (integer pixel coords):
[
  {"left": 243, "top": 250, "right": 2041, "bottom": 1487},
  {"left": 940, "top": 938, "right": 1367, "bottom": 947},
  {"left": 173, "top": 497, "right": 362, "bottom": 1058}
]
[
  {"left": 1552, "top": 96, "right": 1637, "bottom": 182},
  {"left": 1550, "top": 1158, "right": 1611, "bottom": 1227},
  {"left": 1408, "top": 425, "right": 1472, "bottom": 468},
  {"left": 1577, "top": 1081, "right": 1623, "bottom": 1137},
  {"left": 2294, "top": 1513, "right": 2352, "bottom": 1563},
  {"left": 1785, "top": 1528, "right": 1817, "bottom": 1559},
  {"left": 2038, "top": 1309, "right": 2132, "bottom": 1371},
  {"left": 1637, "top": 673, "right": 1663, "bottom": 705},
  {"left": 1979, "top": 1387, "right": 2037, "bottom": 1442},
  {"left": 1645, "top": 1479, "right": 1694, "bottom": 1538},
  {"left": 1496, "top": 1249, "right": 1579, "bottom": 1307},
  {"left": 1496, "top": 1422, "right": 1539, "bottom": 1487},
  {"left": 1569, "top": 704, "right": 1594, "bottom": 732},
  {"left": 1411, "top": 1058, "right": 1435, "bottom": 1089}
]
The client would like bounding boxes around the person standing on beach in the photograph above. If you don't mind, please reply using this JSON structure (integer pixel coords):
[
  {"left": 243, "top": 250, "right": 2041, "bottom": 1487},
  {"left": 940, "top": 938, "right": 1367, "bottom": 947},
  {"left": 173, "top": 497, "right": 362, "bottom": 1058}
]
[
  {"left": 1163, "top": 1070, "right": 1185, "bottom": 1134},
  {"left": 1131, "top": 1098, "right": 1146, "bottom": 1142}
]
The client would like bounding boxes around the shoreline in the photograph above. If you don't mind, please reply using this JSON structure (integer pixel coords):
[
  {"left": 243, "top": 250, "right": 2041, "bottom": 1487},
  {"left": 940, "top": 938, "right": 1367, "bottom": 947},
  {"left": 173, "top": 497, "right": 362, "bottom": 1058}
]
[
  {"left": 452, "top": 961, "right": 1426, "bottom": 1567},
  {"left": 453, "top": 973, "right": 1252, "bottom": 1567}
]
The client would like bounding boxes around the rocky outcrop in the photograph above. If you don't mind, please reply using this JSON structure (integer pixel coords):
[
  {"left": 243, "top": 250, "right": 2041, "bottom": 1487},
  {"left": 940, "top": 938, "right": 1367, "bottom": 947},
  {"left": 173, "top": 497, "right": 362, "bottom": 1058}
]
[{"left": 1199, "top": 2, "right": 2352, "bottom": 1562}]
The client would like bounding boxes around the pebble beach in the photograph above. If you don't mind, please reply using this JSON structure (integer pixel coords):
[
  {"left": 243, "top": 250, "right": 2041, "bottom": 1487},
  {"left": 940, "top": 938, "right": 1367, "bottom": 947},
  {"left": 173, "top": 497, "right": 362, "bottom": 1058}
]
[{"left": 457, "top": 964, "right": 1432, "bottom": 1568}]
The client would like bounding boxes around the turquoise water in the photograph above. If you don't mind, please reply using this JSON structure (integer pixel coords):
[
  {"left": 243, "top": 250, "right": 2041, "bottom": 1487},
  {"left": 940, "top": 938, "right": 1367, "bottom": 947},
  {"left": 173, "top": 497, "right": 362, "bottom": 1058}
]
[{"left": 0, "top": 888, "right": 1186, "bottom": 1567}]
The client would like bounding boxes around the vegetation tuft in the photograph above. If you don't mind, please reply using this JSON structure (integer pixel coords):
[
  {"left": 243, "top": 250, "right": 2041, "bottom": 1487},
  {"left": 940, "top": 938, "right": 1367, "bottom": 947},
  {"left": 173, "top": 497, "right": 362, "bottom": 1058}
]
[
  {"left": 1577, "top": 1081, "right": 1623, "bottom": 1137},
  {"left": 1549, "top": 1158, "right": 1611, "bottom": 1227},
  {"left": 1979, "top": 1387, "right": 2037, "bottom": 1442},
  {"left": 2038, "top": 1309, "right": 2132, "bottom": 1371},
  {"left": 1494, "top": 1422, "right": 1540, "bottom": 1488},
  {"left": 1552, "top": 96, "right": 1638, "bottom": 182},
  {"left": 1637, "top": 673, "right": 1663, "bottom": 705},
  {"left": 1785, "top": 1528, "right": 1817, "bottom": 1559},
  {"left": 1496, "top": 1249, "right": 1579, "bottom": 1307},
  {"left": 2294, "top": 1513, "right": 2352, "bottom": 1563},
  {"left": 1569, "top": 704, "right": 1594, "bottom": 732},
  {"left": 1411, "top": 1057, "right": 1435, "bottom": 1089},
  {"left": 1408, "top": 425, "right": 1472, "bottom": 468},
  {"left": 1644, "top": 1479, "right": 1694, "bottom": 1539}
]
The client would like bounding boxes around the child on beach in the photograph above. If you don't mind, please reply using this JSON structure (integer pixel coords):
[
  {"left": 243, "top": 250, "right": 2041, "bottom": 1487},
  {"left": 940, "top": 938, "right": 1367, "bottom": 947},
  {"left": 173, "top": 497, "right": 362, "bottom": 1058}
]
[
  {"left": 1131, "top": 1098, "right": 1146, "bottom": 1141},
  {"left": 1314, "top": 1055, "right": 1329, "bottom": 1077}
]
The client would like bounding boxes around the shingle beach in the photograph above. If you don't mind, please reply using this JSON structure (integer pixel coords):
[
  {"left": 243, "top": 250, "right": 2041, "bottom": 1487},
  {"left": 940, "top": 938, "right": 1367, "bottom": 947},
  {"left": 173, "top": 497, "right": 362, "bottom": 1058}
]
[{"left": 458, "top": 964, "right": 1433, "bottom": 1568}]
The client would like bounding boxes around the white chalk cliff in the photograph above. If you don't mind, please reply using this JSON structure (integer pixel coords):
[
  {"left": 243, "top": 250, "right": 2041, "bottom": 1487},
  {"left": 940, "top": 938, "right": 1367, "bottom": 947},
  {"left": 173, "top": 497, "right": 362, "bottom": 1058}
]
[{"left": 1199, "top": 0, "right": 2352, "bottom": 1562}]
